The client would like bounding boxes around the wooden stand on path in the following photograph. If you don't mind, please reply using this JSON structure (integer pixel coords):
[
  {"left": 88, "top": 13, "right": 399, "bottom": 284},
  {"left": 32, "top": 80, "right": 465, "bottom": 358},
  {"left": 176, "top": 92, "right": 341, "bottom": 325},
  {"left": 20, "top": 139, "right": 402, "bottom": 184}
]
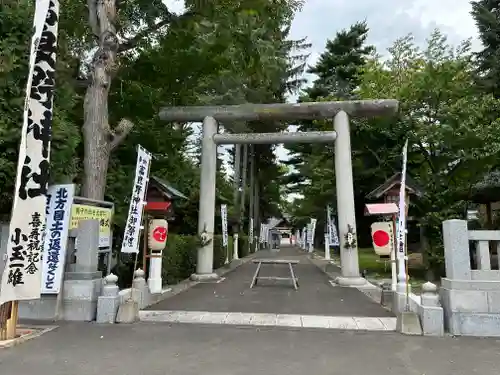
[{"left": 250, "top": 259, "right": 299, "bottom": 290}]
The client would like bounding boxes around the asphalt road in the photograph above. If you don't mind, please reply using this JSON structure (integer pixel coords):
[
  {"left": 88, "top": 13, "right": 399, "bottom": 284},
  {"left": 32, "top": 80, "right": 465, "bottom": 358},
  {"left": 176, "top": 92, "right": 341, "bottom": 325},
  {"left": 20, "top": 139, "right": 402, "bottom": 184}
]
[
  {"left": 147, "top": 247, "right": 393, "bottom": 317},
  {"left": 1, "top": 322, "right": 499, "bottom": 375}
]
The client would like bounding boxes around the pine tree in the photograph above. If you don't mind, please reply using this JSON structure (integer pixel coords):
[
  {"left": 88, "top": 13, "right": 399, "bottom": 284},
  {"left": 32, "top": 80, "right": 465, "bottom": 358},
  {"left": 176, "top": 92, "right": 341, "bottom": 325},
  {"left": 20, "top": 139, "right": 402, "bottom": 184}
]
[
  {"left": 305, "top": 21, "right": 373, "bottom": 100},
  {"left": 471, "top": 0, "right": 500, "bottom": 97},
  {"left": 285, "top": 21, "right": 374, "bottom": 202}
]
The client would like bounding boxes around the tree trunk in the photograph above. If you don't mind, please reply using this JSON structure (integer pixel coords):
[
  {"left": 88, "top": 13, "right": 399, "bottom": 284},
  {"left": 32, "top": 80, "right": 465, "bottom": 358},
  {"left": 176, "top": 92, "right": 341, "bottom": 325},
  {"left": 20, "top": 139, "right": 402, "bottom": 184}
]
[
  {"left": 82, "top": 0, "right": 133, "bottom": 200},
  {"left": 231, "top": 144, "right": 242, "bottom": 235},
  {"left": 253, "top": 150, "right": 260, "bottom": 236},
  {"left": 239, "top": 144, "right": 248, "bottom": 230},
  {"left": 248, "top": 146, "right": 255, "bottom": 234}
]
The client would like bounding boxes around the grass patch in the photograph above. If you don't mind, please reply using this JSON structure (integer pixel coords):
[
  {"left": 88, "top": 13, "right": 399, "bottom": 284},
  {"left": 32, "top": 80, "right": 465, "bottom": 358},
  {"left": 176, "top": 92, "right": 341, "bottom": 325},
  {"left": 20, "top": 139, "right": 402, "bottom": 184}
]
[{"left": 318, "top": 247, "right": 428, "bottom": 293}]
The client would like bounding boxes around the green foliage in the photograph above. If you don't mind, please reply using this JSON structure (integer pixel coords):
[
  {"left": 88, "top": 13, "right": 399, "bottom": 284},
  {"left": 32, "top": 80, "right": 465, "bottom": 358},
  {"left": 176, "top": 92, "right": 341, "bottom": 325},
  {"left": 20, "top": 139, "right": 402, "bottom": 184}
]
[
  {"left": 289, "top": 25, "right": 500, "bottom": 275},
  {"left": 471, "top": 0, "right": 500, "bottom": 97},
  {"left": 358, "top": 30, "right": 500, "bottom": 272},
  {"left": 0, "top": 0, "right": 81, "bottom": 220},
  {"left": 0, "top": 0, "right": 302, "bottom": 243},
  {"left": 160, "top": 234, "right": 250, "bottom": 286},
  {"left": 286, "top": 22, "right": 374, "bottom": 230},
  {"left": 305, "top": 21, "right": 374, "bottom": 100}
]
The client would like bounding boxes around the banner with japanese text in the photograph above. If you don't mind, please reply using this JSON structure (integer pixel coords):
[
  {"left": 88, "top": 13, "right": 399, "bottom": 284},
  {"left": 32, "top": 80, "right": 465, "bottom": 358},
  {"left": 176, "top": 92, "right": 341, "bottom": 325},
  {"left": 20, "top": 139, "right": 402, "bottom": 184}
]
[
  {"left": 248, "top": 218, "right": 254, "bottom": 244},
  {"left": 41, "top": 184, "right": 74, "bottom": 294},
  {"left": 327, "top": 205, "right": 339, "bottom": 246},
  {"left": 121, "top": 146, "right": 152, "bottom": 253},
  {"left": 0, "top": 0, "right": 60, "bottom": 305},
  {"left": 396, "top": 139, "right": 408, "bottom": 259},
  {"left": 221, "top": 204, "right": 228, "bottom": 247}
]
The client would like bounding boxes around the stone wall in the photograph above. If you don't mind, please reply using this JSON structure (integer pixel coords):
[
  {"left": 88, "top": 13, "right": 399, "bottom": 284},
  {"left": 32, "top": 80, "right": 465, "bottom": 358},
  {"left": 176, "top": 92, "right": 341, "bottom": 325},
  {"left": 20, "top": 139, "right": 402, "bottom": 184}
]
[
  {"left": 0, "top": 223, "right": 9, "bottom": 281},
  {"left": 441, "top": 220, "right": 500, "bottom": 337}
]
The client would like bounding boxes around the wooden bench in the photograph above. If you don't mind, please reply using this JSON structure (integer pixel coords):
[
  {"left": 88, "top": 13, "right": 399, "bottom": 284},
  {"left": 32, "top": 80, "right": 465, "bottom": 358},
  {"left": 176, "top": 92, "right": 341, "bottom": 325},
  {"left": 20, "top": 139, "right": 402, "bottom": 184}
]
[{"left": 250, "top": 259, "right": 300, "bottom": 290}]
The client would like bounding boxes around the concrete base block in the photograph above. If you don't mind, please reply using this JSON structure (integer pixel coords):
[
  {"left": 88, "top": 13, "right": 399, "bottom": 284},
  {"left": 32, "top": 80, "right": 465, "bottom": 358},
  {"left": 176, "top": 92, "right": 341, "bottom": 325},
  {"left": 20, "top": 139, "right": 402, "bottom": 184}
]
[
  {"left": 190, "top": 273, "right": 220, "bottom": 282},
  {"left": 335, "top": 276, "right": 366, "bottom": 287},
  {"left": 62, "top": 277, "right": 102, "bottom": 321},
  {"left": 391, "top": 290, "right": 413, "bottom": 314},
  {"left": 19, "top": 295, "right": 58, "bottom": 320},
  {"left": 96, "top": 295, "right": 120, "bottom": 324},
  {"left": 448, "top": 312, "right": 500, "bottom": 337},
  {"left": 63, "top": 299, "right": 98, "bottom": 321},
  {"left": 116, "top": 300, "right": 139, "bottom": 324},
  {"left": 419, "top": 305, "right": 444, "bottom": 336},
  {"left": 381, "top": 287, "right": 392, "bottom": 307},
  {"left": 397, "top": 311, "right": 422, "bottom": 335}
]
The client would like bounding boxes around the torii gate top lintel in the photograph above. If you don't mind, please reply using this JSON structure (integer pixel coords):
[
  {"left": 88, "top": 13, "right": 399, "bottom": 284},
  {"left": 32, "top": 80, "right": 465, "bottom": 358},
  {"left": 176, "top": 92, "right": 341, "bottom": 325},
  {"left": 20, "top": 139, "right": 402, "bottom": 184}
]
[{"left": 159, "top": 99, "right": 398, "bottom": 122}]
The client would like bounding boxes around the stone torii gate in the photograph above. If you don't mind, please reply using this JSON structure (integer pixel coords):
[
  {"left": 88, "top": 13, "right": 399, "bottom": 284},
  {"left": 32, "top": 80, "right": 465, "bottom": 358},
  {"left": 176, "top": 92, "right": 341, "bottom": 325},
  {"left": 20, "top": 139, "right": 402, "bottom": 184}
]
[{"left": 159, "top": 100, "right": 398, "bottom": 287}]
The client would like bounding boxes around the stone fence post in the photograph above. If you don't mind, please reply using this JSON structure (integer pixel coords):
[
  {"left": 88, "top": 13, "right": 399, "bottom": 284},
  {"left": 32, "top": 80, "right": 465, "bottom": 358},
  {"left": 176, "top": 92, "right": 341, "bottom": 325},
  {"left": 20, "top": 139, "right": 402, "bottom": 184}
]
[
  {"left": 132, "top": 269, "right": 150, "bottom": 309},
  {"left": 442, "top": 219, "right": 471, "bottom": 280},
  {"left": 421, "top": 282, "right": 440, "bottom": 307},
  {"left": 96, "top": 273, "right": 120, "bottom": 324},
  {"left": 419, "top": 282, "right": 444, "bottom": 336}
]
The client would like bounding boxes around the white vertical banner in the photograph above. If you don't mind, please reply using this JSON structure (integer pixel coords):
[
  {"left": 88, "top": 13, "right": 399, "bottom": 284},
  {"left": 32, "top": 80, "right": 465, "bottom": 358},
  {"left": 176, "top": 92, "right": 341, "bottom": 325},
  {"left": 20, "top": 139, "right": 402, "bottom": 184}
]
[
  {"left": 396, "top": 140, "right": 408, "bottom": 259},
  {"left": 311, "top": 218, "right": 317, "bottom": 236},
  {"left": 259, "top": 224, "right": 265, "bottom": 243},
  {"left": 41, "top": 184, "right": 74, "bottom": 293},
  {"left": 249, "top": 217, "right": 254, "bottom": 244},
  {"left": 306, "top": 223, "right": 313, "bottom": 244},
  {"left": 121, "top": 146, "right": 152, "bottom": 253},
  {"left": 396, "top": 139, "right": 409, "bottom": 285},
  {"left": 327, "top": 205, "right": 340, "bottom": 247},
  {"left": 221, "top": 204, "right": 228, "bottom": 247},
  {"left": 302, "top": 227, "right": 307, "bottom": 249},
  {"left": 0, "top": 0, "right": 60, "bottom": 305}
]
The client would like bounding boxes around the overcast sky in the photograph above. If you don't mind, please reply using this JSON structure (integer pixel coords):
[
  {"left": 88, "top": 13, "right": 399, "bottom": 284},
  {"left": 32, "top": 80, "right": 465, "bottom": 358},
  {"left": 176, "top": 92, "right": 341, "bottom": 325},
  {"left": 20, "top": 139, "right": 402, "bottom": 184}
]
[{"left": 164, "top": 0, "right": 481, "bottom": 168}]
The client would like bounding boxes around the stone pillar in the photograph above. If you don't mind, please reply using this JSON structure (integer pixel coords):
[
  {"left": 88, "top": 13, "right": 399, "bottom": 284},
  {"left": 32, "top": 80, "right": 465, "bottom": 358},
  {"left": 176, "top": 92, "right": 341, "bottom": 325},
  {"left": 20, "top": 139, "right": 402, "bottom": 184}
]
[
  {"left": 96, "top": 273, "right": 120, "bottom": 324},
  {"left": 72, "top": 219, "right": 100, "bottom": 273},
  {"left": 253, "top": 172, "right": 260, "bottom": 237},
  {"left": 132, "top": 268, "right": 150, "bottom": 308},
  {"left": 192, "top": 116, "right": 219, "bottom": 281},
  {"left": 420, "top": 282, "right": 444, "bottom": 336},
  {"left": 334, "top": 111, "right": 365, "bottom": 286},
  {"left": 442, "top": 219, "right": 471, "bottom": 280},
  {"left": 0, "top": 223, "right": 9, "bottom": 282},
  {"left": 233, "top": 233, "right": 239, "bottom": 260},
  {"left": 148, "top": 256, "right": 162, "bottom": 294},
  {"left": 324, "top": 233, "right": 330, "bottom": 260},
  {"left": 63, "top": 219, "right": 102, "bottom": 321}
]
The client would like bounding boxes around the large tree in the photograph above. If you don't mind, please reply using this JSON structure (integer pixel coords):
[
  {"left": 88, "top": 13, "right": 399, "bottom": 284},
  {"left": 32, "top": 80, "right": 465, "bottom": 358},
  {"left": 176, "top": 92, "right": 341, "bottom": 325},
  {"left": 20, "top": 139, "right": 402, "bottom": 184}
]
[
  {"left": 357, "top": 30, "right": 500, "bottom": 273},
  {"left": 285, "top": 22, "right": 374, "bottom": 230},
  {"left": 471, "top": 0, "right": 500, "bottom": 97}
]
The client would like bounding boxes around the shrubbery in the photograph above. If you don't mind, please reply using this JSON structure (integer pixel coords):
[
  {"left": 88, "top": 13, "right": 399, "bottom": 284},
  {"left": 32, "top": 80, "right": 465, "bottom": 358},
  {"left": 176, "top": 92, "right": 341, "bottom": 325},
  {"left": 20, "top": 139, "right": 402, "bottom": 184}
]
[
  {"left": 113, "top": 234, "right": 251, "bottom": 288},
  {"left": 163, "top": 234, "right": 250, "bottom": 284}
]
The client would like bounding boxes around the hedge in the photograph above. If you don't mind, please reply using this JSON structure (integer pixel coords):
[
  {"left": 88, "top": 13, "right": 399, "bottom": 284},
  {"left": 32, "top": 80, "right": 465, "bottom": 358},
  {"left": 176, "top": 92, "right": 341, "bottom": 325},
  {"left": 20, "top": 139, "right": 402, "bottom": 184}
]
[
  {"left": 162, "top": 234, "right": 250, "bottom": 285},
  {"left": 113, "top": 234, "right": 251, "bottom": 288}
]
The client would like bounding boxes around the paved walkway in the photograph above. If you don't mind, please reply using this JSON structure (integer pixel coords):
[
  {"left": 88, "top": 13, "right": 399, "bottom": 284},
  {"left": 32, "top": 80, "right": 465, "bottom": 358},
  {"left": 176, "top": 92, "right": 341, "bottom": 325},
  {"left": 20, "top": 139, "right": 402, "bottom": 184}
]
[
  {"left": 1, "top": 322, "right": 499, "bottom": 375},
  {"left": 143, "top": 247, "right": 393, "bottom": 330}
]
